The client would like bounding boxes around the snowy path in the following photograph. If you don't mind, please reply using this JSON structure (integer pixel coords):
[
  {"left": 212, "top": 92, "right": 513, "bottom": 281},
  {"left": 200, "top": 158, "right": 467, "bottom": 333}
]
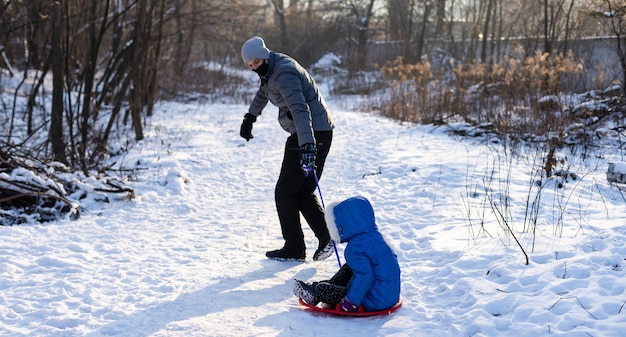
[{"left": 1, "top": 100, "right": 625, "bottom": 336}]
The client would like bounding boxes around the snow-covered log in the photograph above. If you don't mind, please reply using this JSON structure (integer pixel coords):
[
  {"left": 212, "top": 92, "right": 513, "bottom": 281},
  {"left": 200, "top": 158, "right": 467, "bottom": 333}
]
[
  {"left": 607, "top": 162, "right": 626, "bottom": 184},
  {"left": 1, "top": 157, "right": 133, "bottom": 225}
]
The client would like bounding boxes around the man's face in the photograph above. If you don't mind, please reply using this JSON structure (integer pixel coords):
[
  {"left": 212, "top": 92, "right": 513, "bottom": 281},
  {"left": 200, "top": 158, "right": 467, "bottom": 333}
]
[{"left": 247, "top": 58, "right": 262, "bottom": 70}]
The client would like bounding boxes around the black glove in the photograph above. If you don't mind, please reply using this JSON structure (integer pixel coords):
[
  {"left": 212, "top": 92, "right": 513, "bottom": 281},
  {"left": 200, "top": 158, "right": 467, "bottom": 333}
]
[
  {"left": 299, "top": 143, "right": 316, "bottom": 168},
  {"left": 239, "top": 113, "right": 256, "bottom": 141}
]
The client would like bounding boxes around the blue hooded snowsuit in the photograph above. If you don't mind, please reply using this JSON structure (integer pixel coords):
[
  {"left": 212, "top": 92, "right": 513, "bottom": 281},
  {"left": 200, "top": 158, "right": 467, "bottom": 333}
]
[{"left": 325, "top": 196, "right": 401, "bottom": 311}]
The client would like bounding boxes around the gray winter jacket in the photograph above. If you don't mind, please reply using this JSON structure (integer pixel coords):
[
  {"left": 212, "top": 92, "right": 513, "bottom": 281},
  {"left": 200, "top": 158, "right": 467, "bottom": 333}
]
[{"left": 247, "top": 51, "right": 335, "bottom": 146}]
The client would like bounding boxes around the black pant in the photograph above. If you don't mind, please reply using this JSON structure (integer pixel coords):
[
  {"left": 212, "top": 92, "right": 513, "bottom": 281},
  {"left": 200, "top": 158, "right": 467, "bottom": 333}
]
[
  {"left": 274, "top": 130, "right": 332, "bottom": 252},
  {"left": 315, "top": 264, "right": 353, "bottom": 304}
]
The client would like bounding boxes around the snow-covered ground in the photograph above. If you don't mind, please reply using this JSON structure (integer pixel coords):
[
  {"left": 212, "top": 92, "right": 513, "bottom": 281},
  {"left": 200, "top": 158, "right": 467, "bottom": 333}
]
[{"left": 1, "top": 96, "right": 626, "bottom": 336}]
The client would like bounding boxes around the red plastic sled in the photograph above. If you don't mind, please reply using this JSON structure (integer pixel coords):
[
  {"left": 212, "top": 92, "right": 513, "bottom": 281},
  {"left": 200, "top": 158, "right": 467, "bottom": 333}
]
[{"left": 298, "top": 297, "right": 402, "bottom": 317}]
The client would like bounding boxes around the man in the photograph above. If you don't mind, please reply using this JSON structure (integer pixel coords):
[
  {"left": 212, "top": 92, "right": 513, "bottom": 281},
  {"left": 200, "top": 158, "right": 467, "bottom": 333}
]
[{"left": 239, "top": 36, "right": 335, "bottom": 262}]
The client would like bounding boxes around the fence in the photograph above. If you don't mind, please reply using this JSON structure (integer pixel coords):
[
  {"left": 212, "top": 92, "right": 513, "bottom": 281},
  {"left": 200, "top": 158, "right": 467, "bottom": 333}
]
[{"left": 340, "top": 36, "right": 623, "bottom": 91}]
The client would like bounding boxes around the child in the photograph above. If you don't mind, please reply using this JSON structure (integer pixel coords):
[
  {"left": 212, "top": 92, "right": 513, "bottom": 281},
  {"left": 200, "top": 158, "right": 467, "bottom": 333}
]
[{"left": 293, "top": 196, "right": 401, "bottom": 312}]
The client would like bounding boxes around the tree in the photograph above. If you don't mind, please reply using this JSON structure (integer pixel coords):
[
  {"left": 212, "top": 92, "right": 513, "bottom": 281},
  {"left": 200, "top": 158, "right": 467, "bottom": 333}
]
[
  {"left": 268, "top": 0, "right": 288, "bottom": 48},
  {"left": 435, "top": 0, "right": 446, "bottom": 37},
  {"left": 592, "top": 0, "right": 626, "bottom": 94},
  {"left": 416, "top": 0, "right": 433, "bottom": 62},
  {"left": 542, "top": 0, "right": 574, "bottom": 53},
  {"left": 387, "top": 0, "right": 416, "bottom": 61},
  {"left": 128, "top": 0, "right": 150, "bottom": 141},
  {"left": 480, "top": 0, "right": 495, "bottom": 62},
  {"left": 0, "top": 0, "right": 625, "bottom": 178},
  {"left": 49, "top": 1, "right": 66, "bottom": 164},
  {"left": 346, "top": 0, "right": 377, "bottom": 70}
]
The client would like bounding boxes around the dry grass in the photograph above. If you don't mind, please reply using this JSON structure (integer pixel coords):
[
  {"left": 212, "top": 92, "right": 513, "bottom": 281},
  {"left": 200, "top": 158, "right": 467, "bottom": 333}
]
[
  {"left": 379, "top": 50, "right": 587, "bottom": 130},
  {"left": 376, "top": 49, "right": 623, "bottom": 178}
]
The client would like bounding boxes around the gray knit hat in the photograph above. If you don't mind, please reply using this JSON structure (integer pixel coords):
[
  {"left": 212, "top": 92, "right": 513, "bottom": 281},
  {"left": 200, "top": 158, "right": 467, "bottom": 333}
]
[{"left": 241, "top": 36, "right": 270, "bottom": 63}]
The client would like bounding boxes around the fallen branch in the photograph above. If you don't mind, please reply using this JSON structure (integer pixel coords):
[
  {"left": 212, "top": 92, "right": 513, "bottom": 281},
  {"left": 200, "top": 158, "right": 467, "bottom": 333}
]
[
  {"left": 0, "top": 191, "right": 78, "bottom": 211},
  {"left": 575, "top": 296, "right": 598, "bottom": 320},
  {"left": 489, "top": 197, "right": 529, "bottom": 265},
  {"left": 362, "top": 166, "right": 382, "bottom": 178}
]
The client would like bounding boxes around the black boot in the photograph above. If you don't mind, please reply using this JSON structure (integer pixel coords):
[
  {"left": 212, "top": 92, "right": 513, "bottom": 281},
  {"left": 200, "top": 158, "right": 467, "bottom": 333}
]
[
  {"left": 313, "top": 235, "right": 333, "bottom": 261},
  {"left": 266, "top": 247, "right": 305, "bottom": 262},
  {"left": 293, "top": 279, "right": 319, "bottom": 305}
]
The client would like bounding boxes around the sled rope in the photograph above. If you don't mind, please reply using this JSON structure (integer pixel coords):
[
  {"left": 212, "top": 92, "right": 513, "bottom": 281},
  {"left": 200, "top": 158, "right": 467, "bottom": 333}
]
[{"left": 302, "top": 166, "right": 342, "bottom": 268}]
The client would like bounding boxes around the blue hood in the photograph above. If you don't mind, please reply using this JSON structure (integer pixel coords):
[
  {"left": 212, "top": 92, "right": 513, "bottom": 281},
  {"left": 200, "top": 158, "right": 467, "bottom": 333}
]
[{"left": 325, "top": 196, "right": 377, "bottom": 243}]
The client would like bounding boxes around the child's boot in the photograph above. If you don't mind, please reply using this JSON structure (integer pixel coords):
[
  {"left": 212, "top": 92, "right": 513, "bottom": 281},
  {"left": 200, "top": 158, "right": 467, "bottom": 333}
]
[{"left": 293, "top": 279, "right": 319, "bottom": 305}]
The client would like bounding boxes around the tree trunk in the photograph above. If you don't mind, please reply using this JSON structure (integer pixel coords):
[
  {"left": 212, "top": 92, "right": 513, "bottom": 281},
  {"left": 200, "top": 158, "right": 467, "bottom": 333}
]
[
  {"left": 387, "top": 0, "right": 415, "bottom": 63},
  {"left": 130, "top": 0, "right": 148, "bottom": 141},
  {"left": 435, "top": 0, "right": 446, "bottom": 37},
  {"left": 146, "top": 0, "right": 167, "bottom": 118},
  {"left": 270, "top": 0, "right": 288, "bottom": 49},
  {"left": 351, "top": 0, "right": 376, "bottom": 71},
  {"left": 481, "top": 0, "right": 494, "bottom": 62},
  {"left": 561, "top": 0, "right": 575, "bottom": 54},
  {"left": 79, "top": 0, "right": 110, "bottom": 168},
  {"left": 50, "top": 1, "right": 67, "bottom": 164},
  {"left": 416, "top": 1, "right": 432, "bottom": 62}
]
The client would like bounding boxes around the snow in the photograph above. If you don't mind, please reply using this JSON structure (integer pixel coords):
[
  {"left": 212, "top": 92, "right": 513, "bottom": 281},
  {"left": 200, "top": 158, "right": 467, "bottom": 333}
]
[
  {"left": 611, "top": 162, "right": 626, "bottom": 175},
  {"left": 2, "top": 97, "right": 626, "bottom": 337}
]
